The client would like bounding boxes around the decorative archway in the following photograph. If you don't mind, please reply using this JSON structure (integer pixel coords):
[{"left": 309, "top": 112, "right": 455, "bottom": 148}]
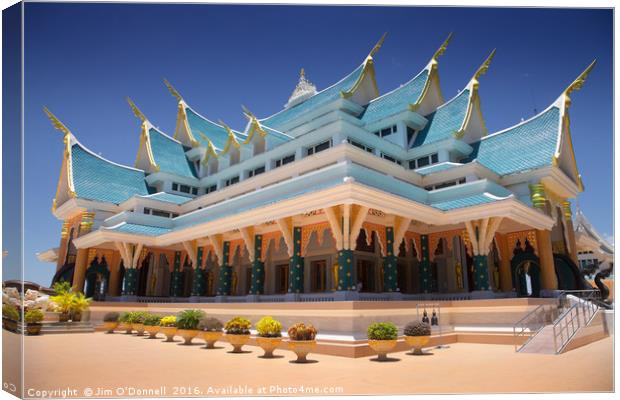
[{"left": 510, "top": 240, "right": 541, "bottom": 297}]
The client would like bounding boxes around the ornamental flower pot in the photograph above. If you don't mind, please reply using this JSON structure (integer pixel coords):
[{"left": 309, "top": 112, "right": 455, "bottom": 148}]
[
  {"left": 103, "top": 321, "right": 118, "bottom": 334},
  {"left": 117, "top": 323, "right": 133, "bottom": 334},
  {"left": 160, "top": 326, "right": 177, "bottom": 342},
  {"left": 3, "top": 318, "right": 18, "bottom": 333},
  {"left": 201, "top": 331, "right": 223, "bottom": 349},
  {"left": 226, "top": 334, "right": 250, "bottom": 353},
  {"left": 368, "top": 339, "right": 397, "bottom": 361},
  {"left": 144, "top": 325, "right": 160, "bottom": 339},
  {"left": 26, "top": 323, "right": 42, "bottom": 336},
  {"left": 133, "top": 323, "right": 146, "bottom": 336},
  {"left": 287, "top": 340, "right": 316, "bottom": 363},
  {"left": 256, "top": 337, "right": 282, "bottom": 358},
  {"left": 404, "top": 335, "right": 431, "bottom": 355},
  {"left": 177, "top": 329, "right": 199, "bottom": 345},
  {"left": 58, "top": 313, "right": 70, "bottom": 323}
]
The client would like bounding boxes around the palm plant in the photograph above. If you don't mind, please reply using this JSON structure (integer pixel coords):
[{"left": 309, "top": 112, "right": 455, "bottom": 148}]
[{"left": 176, "top": 309, "right": 206, "bottom": 330}]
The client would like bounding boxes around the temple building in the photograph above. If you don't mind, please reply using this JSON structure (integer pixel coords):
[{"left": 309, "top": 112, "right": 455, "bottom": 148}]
[{"left": 38, "top": 34, "right": 602, "bottom": 302}]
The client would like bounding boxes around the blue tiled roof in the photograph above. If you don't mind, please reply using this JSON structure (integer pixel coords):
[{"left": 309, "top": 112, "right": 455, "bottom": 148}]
[
  {"left": 359, "top": 69, "right": 429, "bottom": 125},
  {"left": 71, "top": 144, "right": 149, "bottom": 204},
  {"left": 413, "top": 89, "right": 470, "bottom": 147},
  {"left": 185, "top": 107, "right": 245, "bottom": 150},
  {"left": 431, "top": 193, "right": 499, "bottom": 211},
  {"left": 149, "top": 128, "right": 197, "bottom": 178},
  {"left": 109, "top": 223, "right": 171, "bottom": 236},
  {"left": 139, "top": 192, "right": 192, "bottom": 205},
  {"left": 416, "top": 162, "right": 462, "bottom": 176},
  {"left": 262, "top": 125, "right": 293, "bottom": 143},
  {"left": 464, "top": 106, "right": 561, "bottom": 176},
  {"left": 260, "top": 64, "right": 365, "bottom": 130}
]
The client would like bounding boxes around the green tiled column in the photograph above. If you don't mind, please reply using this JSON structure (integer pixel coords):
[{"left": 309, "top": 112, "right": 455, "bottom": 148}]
[
  {"left": 216, "top": 241, "right": 232, "bottom": 295},
  {"left": 288, "top": 227, "right": 304, "bottom": 293},
  {"left": 250, "top": 235, "right": 265, "bottom": 295},
  {"left": 382, "top": 227, "right": 399, "bottom": 292},
  {"left": 170, "top": 251, "right": 183, "bottom": 297},
  {"left": 419, "top": 235, "right": 432, "bottom": 293},
  {"left": 191, "top": 247, "right": 205, "bottom": 296},
  {"left": 337, "top": 250, "right": 355, "bottom": 290},
  {"left": 122, "top": 268, "right": 138, "bottom": 295},
  {"left": 472, "top": 255, "right": 490, "bottom": 291}
]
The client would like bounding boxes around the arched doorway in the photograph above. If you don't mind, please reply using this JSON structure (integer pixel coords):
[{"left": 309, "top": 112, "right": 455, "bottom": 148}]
[
  {"left": 85, "top": 256, "right": 110, "bottom": 300},
  {"left": 511, "top": 240, "right": 541, "bottom": 297}
]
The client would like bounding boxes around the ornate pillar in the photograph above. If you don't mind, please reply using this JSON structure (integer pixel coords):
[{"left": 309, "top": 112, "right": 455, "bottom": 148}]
[
  {"left": 337, "top": 249, "right": 355, "bottom": 291},
  {"left": 382, "top": 227, "right": 398, "bottom": 292},
  {"left": 71, "top": 248, "right": 90, "bottom": 293},
  {"left": 107, "top": 251, "right": 121, "bottom": 296},
  {"left": 170, "top": 251, "right": 183, "bottom": 297},
  {"left": 495, "top": 233, "right": 512, "bottom": 292},
  {"left": 56, "top": 220, "right": 71, "bottom": 271},
  {"left": 419, "top": 235, "right": 432, "bottom": 293},
  {"left": 472, "top": 255, "right": 490, "bottom": 291},
  {"left": 535, "top": 229, "right": 558, "bottom": 290},
  {"left": 529, "top": 183, "right": 547, "bottom": 212},
  {"left": 288, "top": 227, "right": 304, "bottom": 293},
  {"left": 190, "top": 247, "right": 205, "bottom": 296},
  {"left": 122, "top": 268, "right": 138, "bottom": 295},
  {"left": 562, "top": 201, "right": 579, "bottom": 264},
  {"left": 216, "top": 241, "right": 232, "bottom": 295},
  {"left": 249, "top": 235, "right": 265, "bottom": 295}
]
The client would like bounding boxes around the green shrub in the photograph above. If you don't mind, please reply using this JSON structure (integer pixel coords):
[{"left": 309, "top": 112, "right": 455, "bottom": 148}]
[
  {"left": 52, "top": 280, "right": 71, "bottom": 295},
  {"left": 287, "top": 323, "right": 317, "bottom": 341},
  {"left": 159, "top": 316, "right": 176, "bottom": 327},
  {"left": 404, "top": 321, "right": 431, "bottom": 337},
  {"left": 103, "top": 312, "right": 119, "bottom": 323},
  {"left": 24, "top": 309, "right": 44, "bottom": 324},
  {"left": 224, "top": 316, "right": 251, "bottom": 335},
  {"left": 176, "top": 309, "right": 206, "bottom": 330},
  {"left": 143, "top": 314, "right": 162, "bottom": 326},
  {"left": 131, "top": 311, "right": 150, "bottom": 324},
  {"left": 50, "top": 291, "right": 75, "bottom": 315},
  {"left": 118, "top": 312, "right": 131, "bottom": 323},
  {"left": 256, "top": 316, "right": 282, "bottom": 338},
  {"left": 2, "top": 304, "right": 20, "bottom": 322},
  {"left": 198, "top": 317, "right": 223, "bottom": 332},
  {"left": 367, "top": 322, "right": 398, "bottom": 340}
]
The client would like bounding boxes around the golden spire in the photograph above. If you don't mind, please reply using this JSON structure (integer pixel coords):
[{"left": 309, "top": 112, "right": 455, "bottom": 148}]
[
  {"left": 563, "top": 60, "right": 596, "bottom": 98},
  {"left": 163, "top": 78, "right": 183, "bottom": 101},
  {"left": 241, "top": 104, "right": 258, "bottom": 121},
  {"left": 368, "top": 32, "right": 388, "bottom": 59},
  {"left": 43, "top": 107, "right": 71, "bottom": 138},
  {"left": 431, "top": 32, "right": 453, "bottom": 62},
  {"left": 126, "top": 97, "right": 147, "bottom": 123},
  {"left": 300, "top": 68, "right": 305, "bottom": 79},
  {"left": 218, "top": 120, "right": 237, "bottom": 138},
  {"left": 471, "top": 49, "right": 496, "bottom": 82}
]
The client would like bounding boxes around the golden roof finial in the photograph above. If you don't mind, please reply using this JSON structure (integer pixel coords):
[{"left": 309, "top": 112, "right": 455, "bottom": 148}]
[
  {"left": 43, "top": 107, "right": 71, "bottom": 138},
  {"left": 163, "top": 78, "right": 183, "bottom": 101},
  {"left": 563, "top": 60, "right": 596, "bottom": 97},
  {"left": 432, "top": 32, "right": 453, "bottom": 62},
  {"left": 471, "top": 49, "right": 496, "bottom": 82},
  {"left": 241, "top": 105, "right": 258, "bottom": 121},
  {"left": 368, "top": 32, "right": 388, "bottom": 59},
  {"left": 218, "top": 120, "right": 237, "bottom": 138},
  {"left": 126, "top": 97, "right": 147, "bottom": 123},
  {"left": 300, "top": 68, "right": 305, "bottom": 79}
]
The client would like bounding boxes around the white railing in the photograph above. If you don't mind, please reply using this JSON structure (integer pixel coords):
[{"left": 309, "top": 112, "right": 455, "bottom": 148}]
[
  {"left": 513, "top": 303, "right": 560, "bottom": 352},
  {"left": 552, "top": 291, "right": 599, "bottom": 354}
]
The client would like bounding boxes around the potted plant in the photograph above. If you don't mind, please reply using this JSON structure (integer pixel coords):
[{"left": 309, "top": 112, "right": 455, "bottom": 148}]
[
  {"left": 404, "top": 320, "right": 431, "bottom": 355},
  {"left": 24, "top": 309, "right": 44, "bottom": 335},
  {"left": 2, "top": 304, "right": 20, "bottom": 332},
  {"left": 224, "top": 316, "right": 252, "bottom": 353},
  {"left": 198, "top": 317, "right": 223, "bottom": 349},
  {"left": 50, "top": 291, "right": 74, "bottom": 322},
  {"left": 367, "top": 322, "right": 399, "bottom": 361},
  {"left": 255, "top": 316, "right": 283, "bottom": 358},
  {"left": 102, "top": 312, "right": 119, "bottom": 333},
  {"left": 69, "top": 292, "right": 91, "bottom": 322},
  {"left": 176, "top": 309, "right": 206, "bottom": 345},
  {"left": 287, "top": 323, "right": 317, "bottom": 363},
  {"left": 159, "top": 315, "right": 177, "bottom": 342},
  {"left": 143, "top": 314, "right": 162, "bottom": 339},
  {"left": 132, "top": 311, "right": 149, "bottom": 336},
  {"left": 118, "top": 312, "right": 133, "bottom": 334}
]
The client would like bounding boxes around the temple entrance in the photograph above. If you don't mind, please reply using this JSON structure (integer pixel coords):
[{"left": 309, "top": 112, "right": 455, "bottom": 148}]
[
  {"left": 145, "top": 254, "right": 171, "bottom": 297},
  {"left": 511, "top": 250, "right": 541, "bottom": 297},
  {"left": 356, "top": 258, "right": 376, "bottom": 292},
  {"left": 310, "top": 260, "right": 327, "bottom": 292},
  {"left": 137, "top": 253, "right": 152, "bottom": 296},
  {"left": 84, "top": 256, "right": 110, "bottom": 300},
  {"left": 274, "top": 264, "right": 289, "bottom": 294},
  {"left": 553, "top": 253, "right": 582, "bottom": 290}
]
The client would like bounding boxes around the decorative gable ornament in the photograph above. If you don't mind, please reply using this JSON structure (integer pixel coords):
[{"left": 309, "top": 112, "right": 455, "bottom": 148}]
[{"left": 285, "top": 68, "right": 317, "bottom": 108}]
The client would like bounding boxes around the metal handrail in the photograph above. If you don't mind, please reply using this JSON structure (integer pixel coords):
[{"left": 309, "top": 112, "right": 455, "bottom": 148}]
[
  {"left": 513, "top": 304, "right": 558, "bottom": 352},
  {"left": 551, "top": 291, "right": 599, "bottom": 353}
]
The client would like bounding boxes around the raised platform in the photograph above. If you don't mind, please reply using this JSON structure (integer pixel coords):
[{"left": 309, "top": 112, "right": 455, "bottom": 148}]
[{"left": 89, "top": 298, "right": 556, "bottom": 357}]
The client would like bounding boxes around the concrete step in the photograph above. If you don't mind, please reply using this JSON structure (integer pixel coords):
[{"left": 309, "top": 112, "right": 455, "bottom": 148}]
[{"left": 39, "top": 321, "right": 95, "bottom": 334}]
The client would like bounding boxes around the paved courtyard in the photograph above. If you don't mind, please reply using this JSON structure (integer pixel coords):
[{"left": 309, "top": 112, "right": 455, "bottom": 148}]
[{"left": 5, "top": 331, "right": 614, "bottom": 397}]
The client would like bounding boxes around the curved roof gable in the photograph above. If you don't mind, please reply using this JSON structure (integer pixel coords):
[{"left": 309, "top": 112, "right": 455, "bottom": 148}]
[
  {"left": 148, "top": 128, "right": 197, "bottom": 178},
  {"left": 71, "top": 142, "right": 149, "bottom": 204},
  {"left": 184, "top": 106, "right": 246, "bottom": 150},
  {"left": 412, "top": 88, "right": 470, "bottom": 147}
]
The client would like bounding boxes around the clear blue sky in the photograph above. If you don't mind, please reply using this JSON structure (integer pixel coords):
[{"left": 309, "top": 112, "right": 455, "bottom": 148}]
[{"left": 18, "top": 3, "right": 612, "bottom": 285}]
